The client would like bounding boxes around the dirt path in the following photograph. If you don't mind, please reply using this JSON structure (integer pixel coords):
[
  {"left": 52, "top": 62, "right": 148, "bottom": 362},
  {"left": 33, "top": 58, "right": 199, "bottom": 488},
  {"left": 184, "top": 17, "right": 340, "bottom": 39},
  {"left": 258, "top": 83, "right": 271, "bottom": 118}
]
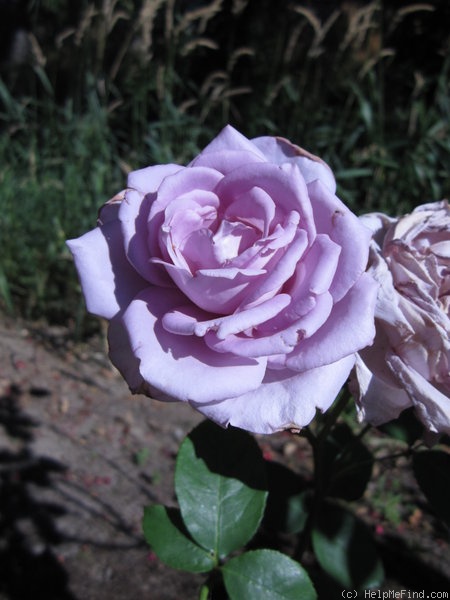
[{"left": 0, "top": 317, "right": 204, "bottom": 599}]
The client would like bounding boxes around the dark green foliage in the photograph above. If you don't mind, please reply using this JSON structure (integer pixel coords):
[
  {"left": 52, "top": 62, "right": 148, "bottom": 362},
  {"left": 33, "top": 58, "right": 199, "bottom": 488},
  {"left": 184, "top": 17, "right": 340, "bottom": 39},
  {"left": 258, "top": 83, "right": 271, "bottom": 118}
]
[
  {"left": 413, "top": 450, "right": 450, "bottom": 527},
  {"left": 0, "top": 1, "right": 448, "bottom": 328},
  {"left": 312, "top": 500, "right": 384, "bottom": 590}
]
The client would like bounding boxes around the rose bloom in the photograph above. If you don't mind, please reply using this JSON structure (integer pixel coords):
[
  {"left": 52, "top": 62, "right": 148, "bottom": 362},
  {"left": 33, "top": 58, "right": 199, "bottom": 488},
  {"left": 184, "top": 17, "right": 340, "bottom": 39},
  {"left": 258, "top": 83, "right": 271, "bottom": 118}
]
[
  {"left": 353, "top": 200, "right": 450, "bottom": 436},
  {"left": 67, "top": 126, "right": 376, "bottom": 434}
]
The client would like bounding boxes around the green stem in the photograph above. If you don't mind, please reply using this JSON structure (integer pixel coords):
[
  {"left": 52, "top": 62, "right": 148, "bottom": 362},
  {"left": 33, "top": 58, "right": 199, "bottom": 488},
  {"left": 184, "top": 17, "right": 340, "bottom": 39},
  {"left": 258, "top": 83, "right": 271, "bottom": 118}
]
[
  {"left": 317, "top": 390, "right": 351, "bottom": 446},
  {"left": 294, "top": 390, "right": 353, "bottom": 561},
  {"left": 199, "top": 584, "right": 209, "bottom": 600}
]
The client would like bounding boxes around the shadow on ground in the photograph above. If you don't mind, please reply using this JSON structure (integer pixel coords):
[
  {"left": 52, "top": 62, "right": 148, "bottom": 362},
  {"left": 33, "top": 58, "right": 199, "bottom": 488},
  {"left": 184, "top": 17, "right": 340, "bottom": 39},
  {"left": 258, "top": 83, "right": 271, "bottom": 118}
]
[{"left": 0, "top": 384, "right": 74, "bottom": 599}]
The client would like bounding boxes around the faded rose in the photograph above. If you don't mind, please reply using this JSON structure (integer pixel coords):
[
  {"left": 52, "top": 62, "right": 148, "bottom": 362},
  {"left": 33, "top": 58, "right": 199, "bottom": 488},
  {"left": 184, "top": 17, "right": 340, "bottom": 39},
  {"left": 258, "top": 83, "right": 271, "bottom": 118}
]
[
  {"left": 67, "top": 126, "right": 376, "bottom": 434},
  {"left": 353, "top": 201, "right": 450, "bottom": 435}
]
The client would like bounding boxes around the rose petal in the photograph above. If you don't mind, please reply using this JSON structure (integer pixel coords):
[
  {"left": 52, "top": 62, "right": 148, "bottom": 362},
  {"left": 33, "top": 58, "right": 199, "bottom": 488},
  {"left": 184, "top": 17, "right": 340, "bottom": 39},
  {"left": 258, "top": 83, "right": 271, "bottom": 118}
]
[
  {"left": 288, "top": 233, "right": 341, "bottom": 299},
  {"left": 97, "top": 192, "right": 124, "bottom": 224},
  {"left": 194, "top": 125, "right": 267, "bottom": 162},
  {"left": 190, "top": 149, "right": 266, "bottom": 174},
  {"left": 359, "top": 212, "right": 395, "bottom": 247},
  {"left": 309, "top": 179, "right": 372, "bottom": 302},
  {"left": 191, "top": 355, "right": 355, "bottom": 434},
  {"left": 108, "top": 317, "right": 152, "bottom": 395},
  {"left": 286, "top": 272, "right": 377, "bottom": 371},
  {"left": 351, "top": 354, "right": 411, "bottom": 426},
  {"left": 160, "top": 190, "right": 219, "bottom": 269},
  {"left": 241, "top": 227, "right": 308, "bottom": 308},
  {"left": 214, "top": 161, "right": 316, "bottom": 242},
  {"left": 162, "top": 293, "right": 291, "bottom": 338},
  {"left": 252, "top": 135, "right": 337, "bottom": 193},
  {"left": 119, "top": 189, "right": 171, "bottom": 286},
  {"left": 158, "top": 260, "right": 265, "bottom": 314},
  {"left": 120, "top": 287, "right": 267, "bottom": 403},
  {"left": 205, "top": 291, "right": 333, "bottom": 358},
  {"left": 387, "top": 354, "right": 450, "bottom": 435},
  {"left": 119, "top": 164, "right": 183, "bottom": 284},
  {"left": 66, "top": 220, "right": 147, "bottom": 319},
  {"left": 127, "top": 163, "right": 182, "bottom": 194},
  {"left": 224, "top": 186, "right": 276, "bottom": 236},
  {"left": 147, "top": 166, "right": 224, "bottom": 263}
]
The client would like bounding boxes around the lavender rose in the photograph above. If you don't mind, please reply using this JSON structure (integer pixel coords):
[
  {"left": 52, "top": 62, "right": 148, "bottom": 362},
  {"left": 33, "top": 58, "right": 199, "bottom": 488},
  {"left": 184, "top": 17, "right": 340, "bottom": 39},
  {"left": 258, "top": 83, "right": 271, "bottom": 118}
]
[
  {"left": 353, "top": 201, "right": 450, "bottom": 436},
  {"left": 67, "top": 126, "right": 376, "bottom": 434}
]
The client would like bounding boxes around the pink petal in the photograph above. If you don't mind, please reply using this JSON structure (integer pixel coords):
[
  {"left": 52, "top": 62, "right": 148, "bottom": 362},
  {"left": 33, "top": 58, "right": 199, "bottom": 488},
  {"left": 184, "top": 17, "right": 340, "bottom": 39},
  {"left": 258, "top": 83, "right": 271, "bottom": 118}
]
[
  {"left": 205, "top": 291, "right": 333, "bottom": 358},
  {"left": 127, "top": 163, "right": 182, "bottom": 193},
  {"left": 211, "top": 220, "right": 258, "bottom": 264},
  {"left": 97, "top": 192, "right": 124, "bottom": 224},
  {"left": 286, "top": 272, "right": 377, "bottom": 371},
  {"left": 66, "top": 220, "right": 147, "bottom": 319},
  {"left": 241, "top": 228, "right": 308, "bottom": 308},
  {"left": 351, "top": 354, "right": 411, "bottom": 426},
  {"left": 309, "top": 180, "right": 372, "bottom": 302},
  {"left": 108, "top": 317, "right": 152, "bottom": 395},
  {"left": 159, "top": 191, "right": 219, "bottom": 269},
  {"left": 252, "top": 135, "right": 336, "bottom": 193},
  {"left": 159, "top": 260, "right": 265, "bottom": 314},
  {"left": 119, "top": 189, "right": 171, "bottom": 286},
  {"left": 192, "top": 355, "right": 355, "bottom": 434},
  {"left": 225, "top": 186, "right": 276, "bottom": 236},
  {"left": 119, "top": 287, "right": 267, "bottom": 403},
  {"left": 359, "top": 212, "right": 394, "bottom": 238},
  {"left": 147, "top": 166, "right": 223, "bottom": 262},
  {"left": 193, "top": 125, "right": 267, "bottom": 161},
  {"left": 162, "top": 293, "right": 291, "bottom": 338},
  {"left": 288, "top": 233, "right": 341, "bottom": 299},
  {"left": 387, "top": 354, "right": 450, "bottom": 435},
  {"left": 179, "top": 228, "right": 219, "bottom": 272},
  {"left": 214, "top": 162, "right": 316, "bottom": 242},
  {"left": 152, "top": 166, "right": 223, "bottom": 214},
  {"left": 189, "top": 149, "right": 266, "bottom": 174}
]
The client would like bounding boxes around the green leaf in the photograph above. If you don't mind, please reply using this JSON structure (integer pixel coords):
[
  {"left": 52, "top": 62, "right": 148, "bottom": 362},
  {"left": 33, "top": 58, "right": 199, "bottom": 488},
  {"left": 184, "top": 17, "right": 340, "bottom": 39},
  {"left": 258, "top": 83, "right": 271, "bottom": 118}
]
[
  {"left": 222, "top": 549, "right": 317, "bottom": 600},
  {"left": 264, "top": 461, "right": 308, "bottom": 534},
  {"left": 285, "top": 490, "right": 313, "bottom": 534},
  {"left": 378, "top": 408, "right": 423, "bottom": 445},
  {"left": 413, "top": 450, "right": 450, "bottom": 526},
  {"left": 312, "top": 501, "right": 384, "bottom": 590},
  {"left": 323, "top": 423, "right": 373, "bottom": 501},
  {"left": 142, "top": 505, "right": 215, "bottom": 573},
  {"left": 175, "top": 420, "right": 268, "bottom": 559}
]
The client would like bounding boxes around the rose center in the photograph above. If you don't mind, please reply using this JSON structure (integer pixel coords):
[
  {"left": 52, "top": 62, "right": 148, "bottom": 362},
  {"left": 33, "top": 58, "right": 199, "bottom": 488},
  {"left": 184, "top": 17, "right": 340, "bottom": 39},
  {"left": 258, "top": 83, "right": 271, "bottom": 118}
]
[{"left": 212, "top": 219, "right": 258, "bottom": 264}]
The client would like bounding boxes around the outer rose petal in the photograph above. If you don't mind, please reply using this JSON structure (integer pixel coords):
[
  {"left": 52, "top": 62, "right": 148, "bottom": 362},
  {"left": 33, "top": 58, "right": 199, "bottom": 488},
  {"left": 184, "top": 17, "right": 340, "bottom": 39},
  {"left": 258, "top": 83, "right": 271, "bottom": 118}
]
[
  {"left": 119, "top": 189, "right": 170, "bottom": 286},
  {"left": 119, "top": 286, "right": 267, "bottom": 403},
  {"left": 351, "top": 354, "right": 411, "bottom": 426},
  {"left": 189, "top": 150, "right": 266, "bottom": 175},
  {"left": 121, "top": 164, "right": 183, "bottom": 284},
  {"left": 66, "top": 220, "right": 147, "bottom": 319},
  {"left": 127, "top": 163, "right": 182, "bottom": 194},
  {"left": 387, "top": 354, "right": 450, "bottom": 435},
  {"left": 195, "top": 124, "right": 267, "bottom": 162},
  {"left": 192, "top": 355, "right": 355, "bottom": 434},
  {"left": 251, "top": 134, "right": 337, "bottom": 193},
  {"left": 308, "top": 180, "right": 372, "bottom": 302},
  {"left": 286, "top": 272, "right": 377, "bottom": 371}
]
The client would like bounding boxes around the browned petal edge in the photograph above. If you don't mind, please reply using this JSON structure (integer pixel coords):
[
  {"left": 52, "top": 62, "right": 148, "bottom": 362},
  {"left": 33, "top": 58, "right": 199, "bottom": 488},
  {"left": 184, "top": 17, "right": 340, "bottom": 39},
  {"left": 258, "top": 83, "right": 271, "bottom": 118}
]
[
  {"left": 274, "top": 135, "right": 334, "bottom": 174},
  {"left": 96, "top": 189, "right": 126, "bottom": 224}
]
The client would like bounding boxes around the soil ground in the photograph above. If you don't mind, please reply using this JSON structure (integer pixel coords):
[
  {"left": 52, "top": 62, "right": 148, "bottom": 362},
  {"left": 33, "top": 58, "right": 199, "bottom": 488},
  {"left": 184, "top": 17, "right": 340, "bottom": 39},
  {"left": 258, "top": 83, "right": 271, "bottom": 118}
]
[{"left": 0, "top": 316, "right": 449, "bottom": 599}]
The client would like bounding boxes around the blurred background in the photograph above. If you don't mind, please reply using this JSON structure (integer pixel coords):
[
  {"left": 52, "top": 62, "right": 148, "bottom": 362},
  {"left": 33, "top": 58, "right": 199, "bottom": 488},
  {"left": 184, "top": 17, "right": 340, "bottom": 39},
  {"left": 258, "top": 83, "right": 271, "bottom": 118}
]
[{"left": 0, "top": 0, "right": 448, "bottom": 332}]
